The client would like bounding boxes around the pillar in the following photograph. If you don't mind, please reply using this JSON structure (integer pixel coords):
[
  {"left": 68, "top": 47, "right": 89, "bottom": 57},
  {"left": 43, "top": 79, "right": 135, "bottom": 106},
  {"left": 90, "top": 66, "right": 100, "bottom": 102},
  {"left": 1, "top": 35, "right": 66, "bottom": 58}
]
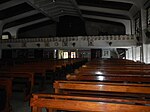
[
  {"left": 140, "top": 8, "right": 147, "bottom": 63},
  {"left": 0, "top": 21, "right": 4, "bottom": 59}
]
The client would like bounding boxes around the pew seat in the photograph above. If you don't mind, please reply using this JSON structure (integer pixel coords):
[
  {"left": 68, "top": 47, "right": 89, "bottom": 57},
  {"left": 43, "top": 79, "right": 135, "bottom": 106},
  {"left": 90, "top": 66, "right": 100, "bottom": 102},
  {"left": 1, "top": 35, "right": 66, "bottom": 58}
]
[
  {"left": 0, "top": 72, "right": 34, "bottom": 101},
  {"left": 30, "top": 94, "right": 150, "bottom": 112},
  {"left": 0, "top": 78, "right": 12, "bottom": 112}
]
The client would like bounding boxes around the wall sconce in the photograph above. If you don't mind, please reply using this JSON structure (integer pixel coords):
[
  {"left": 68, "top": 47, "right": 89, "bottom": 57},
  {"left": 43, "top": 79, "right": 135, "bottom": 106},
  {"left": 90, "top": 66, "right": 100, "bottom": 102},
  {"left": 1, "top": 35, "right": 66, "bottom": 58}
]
[
  {"left": 109, "top": 42, "right": 112, "bottom": 46},
  {"left": 72, "top": 42, "right": 76, "bottom": 47},
  {"left": 22, "top": 42, "right": 26, "bottom": 47},
  {"left": 7, "top": 44, "right": 11, "bottom": 48},
  {"left": 106, "top": 41, "right": 112, "bottom": 46},
  {"left": 36, "top": 43, "right": 40, "bottom": 47},
  {"left": 45, "top": 42, "right": 49, "bottom": 47}
]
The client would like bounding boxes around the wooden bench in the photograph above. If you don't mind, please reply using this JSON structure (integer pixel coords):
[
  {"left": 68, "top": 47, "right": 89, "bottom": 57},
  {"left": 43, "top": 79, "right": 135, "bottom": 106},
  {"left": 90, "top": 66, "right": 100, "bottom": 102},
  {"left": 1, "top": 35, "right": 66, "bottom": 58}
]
[
  {"left": 80, "top": 64, "right": 150, "bottom": 70},
  {"left": 66, "top": 73, "right": 150, "bottom": 83},
  {"left": 0, "top": 78, "right": 12, "bottom": 112},
  {"left": 53, "top": 81, "right": 150, "bottom": 96},
  {"left": 78, "top": 67, "right": 150, "bottom": 73},
  {"left": 30, "top": 93, "right": 150, "bottom": 112},
  {"left": 53, "top": 81, "right": 150, "bottom": 108},
  {"left": 1, "top": 64, "right": 46, "bottom": 91},
  {"left": 0, "top": 72, "right": 34, "bottom": 101},
  {"left": 30, "top": 58, "right": 150, "bottom": 112},
  {"left": 87, "top": 58, "right": 145, "bottom": 65},
  {"left": 66, "top": 67, "right": 150, "bottom": 83},
  {"left": 30, "top": 80, "right": 150, "bottom": 112}
]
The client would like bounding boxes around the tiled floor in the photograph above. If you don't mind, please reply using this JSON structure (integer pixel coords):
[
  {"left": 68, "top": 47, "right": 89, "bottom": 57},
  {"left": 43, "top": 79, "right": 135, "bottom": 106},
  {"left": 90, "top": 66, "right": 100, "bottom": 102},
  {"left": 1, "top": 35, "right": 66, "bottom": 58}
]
[{"left": 10, "top": 83, "right": 54, "bottom": 112}]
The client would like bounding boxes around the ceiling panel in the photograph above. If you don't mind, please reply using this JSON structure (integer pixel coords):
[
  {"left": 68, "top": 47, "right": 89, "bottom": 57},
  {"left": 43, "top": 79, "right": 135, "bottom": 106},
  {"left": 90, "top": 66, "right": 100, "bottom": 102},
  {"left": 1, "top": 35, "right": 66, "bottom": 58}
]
[
  {"left": 0, "top": 0, "right": 11, "bottom": 4},
  {"left": 81, "top": 10, "right": 130, "bottom": 20},
  {"left": 18, "top": 20, "right": 55, "bottom": 33},
  {"left": 0, "top": 2, "right": 35, "bottom": 20},
  {"left": 85, "top": 17, "right": 124, "bottom": 26},
  {"left": 76, "top": 0, "right": 133, "bottom": 11},
  {"left": 3, "top": 13, "right": 47, "bottom": 29}
]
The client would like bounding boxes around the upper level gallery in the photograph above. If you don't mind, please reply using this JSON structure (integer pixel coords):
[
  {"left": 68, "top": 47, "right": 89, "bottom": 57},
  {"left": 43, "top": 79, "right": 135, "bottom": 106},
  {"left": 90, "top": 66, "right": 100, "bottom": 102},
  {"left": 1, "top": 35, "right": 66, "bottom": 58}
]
[{"left": 0, "top": 35, "right": 137, "bottom": 49}]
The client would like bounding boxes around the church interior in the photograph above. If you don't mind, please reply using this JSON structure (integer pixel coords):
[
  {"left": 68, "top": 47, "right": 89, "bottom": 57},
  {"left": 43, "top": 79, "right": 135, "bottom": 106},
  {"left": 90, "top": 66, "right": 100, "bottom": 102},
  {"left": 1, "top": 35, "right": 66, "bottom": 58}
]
[{"left": 0, "top": 0, "right": 150, "bottom": 112}]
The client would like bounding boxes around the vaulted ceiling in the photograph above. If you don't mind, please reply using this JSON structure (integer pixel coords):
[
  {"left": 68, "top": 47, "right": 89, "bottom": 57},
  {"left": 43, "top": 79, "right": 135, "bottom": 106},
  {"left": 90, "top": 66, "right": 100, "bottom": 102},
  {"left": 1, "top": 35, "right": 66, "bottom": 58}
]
[{"left": 0, "top": 0, "right": 149, "bottom": 36}]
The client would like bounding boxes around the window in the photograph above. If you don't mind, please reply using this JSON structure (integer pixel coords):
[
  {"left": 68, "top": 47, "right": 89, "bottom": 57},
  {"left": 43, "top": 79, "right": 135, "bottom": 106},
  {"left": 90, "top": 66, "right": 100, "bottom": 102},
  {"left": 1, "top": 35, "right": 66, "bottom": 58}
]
[
  {"left": 2, "top": 32, "right": 11, "bottom": 40},
  {"left": 71, "top": 52, "right": 76, "bottom": 58},
  {"left": 2, "top": 35, "right": 9, "bottom": 39},
  {"left": 63, "top": 52, "right": 68, "bottom": 59}
]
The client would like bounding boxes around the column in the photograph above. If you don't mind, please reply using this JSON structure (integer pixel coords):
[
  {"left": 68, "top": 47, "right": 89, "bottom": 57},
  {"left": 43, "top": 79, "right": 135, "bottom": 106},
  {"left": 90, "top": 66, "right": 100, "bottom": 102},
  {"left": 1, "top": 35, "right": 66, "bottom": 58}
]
[
  {"left": 0, "top": 21, "right": 3, "bottom": 59},
  {"left": 0, "top": 21, "right": 3, "bottom": 37},
  {"left": 141, "top": 8, "right": 147, "bottom": 63},
  {"left": 127, "top": 48, "right": 133, "bottom": 60},
  {"left": 132, "top": 46, "right": 136, "bottom": 61}
]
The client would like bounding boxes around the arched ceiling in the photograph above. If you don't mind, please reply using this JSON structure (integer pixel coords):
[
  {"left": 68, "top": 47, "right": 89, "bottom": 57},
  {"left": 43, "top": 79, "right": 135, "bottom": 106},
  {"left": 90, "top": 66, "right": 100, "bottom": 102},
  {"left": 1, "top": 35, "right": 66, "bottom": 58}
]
[{"left": 0, "top": 0, "right": 149, "bottom": 35}]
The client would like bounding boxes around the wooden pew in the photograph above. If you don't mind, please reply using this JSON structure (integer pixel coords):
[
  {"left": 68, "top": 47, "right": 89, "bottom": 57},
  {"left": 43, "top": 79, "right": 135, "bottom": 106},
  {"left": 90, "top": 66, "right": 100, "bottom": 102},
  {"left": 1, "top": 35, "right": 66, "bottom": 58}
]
[
  {"left": 67, "top": 59, "right": 150, "bottom": 83},
  {"left": 1, "top": 64, "right": 46, "bottom": 91},
  {"left": 80, "top": 64, "right": 150, "bottom": 70},
  {"left": 0, "top": 78, "right": 12, "bottom": 112},
  {"left": 30, "top": 80, "right": 150, "bottom": 112},
  {"left": 30, "top": 93, "right": 150, "bottom": 112},
  {"left": 87, "top": 58, "right": 144, "bottom": 65},
  {"left": 66, "top": 67, "right": 150, "bottom": 84},
  {"left": 0, "top": 72, "right": 34, "bottom": 101},
  {"left": 78, "top": 67, "right": 150, "bottom": 73},
  {"left": 53, "top": 81, "right": 150, "bottom": 96},
  {"left": 0, "top": 58, "right": 86, "bottom": 84},
  {"left": 30, "top": 58, "right": 150, "bottom": 112},
  {"left": 66, "top": 74, "right": 150, "bottom": 83},
  {"left": 74, "top": 66, "right": 150, "bottom": 78}
]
